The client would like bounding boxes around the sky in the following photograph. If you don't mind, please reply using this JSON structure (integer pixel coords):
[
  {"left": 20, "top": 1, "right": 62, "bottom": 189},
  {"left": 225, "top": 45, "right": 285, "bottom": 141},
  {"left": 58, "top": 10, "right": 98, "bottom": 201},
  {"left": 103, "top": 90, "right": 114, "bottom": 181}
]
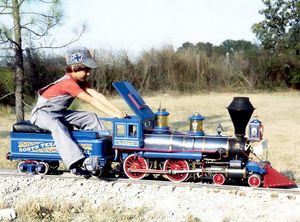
[{"left": 55, "top": 0, "right": 265, "bottom": 55}]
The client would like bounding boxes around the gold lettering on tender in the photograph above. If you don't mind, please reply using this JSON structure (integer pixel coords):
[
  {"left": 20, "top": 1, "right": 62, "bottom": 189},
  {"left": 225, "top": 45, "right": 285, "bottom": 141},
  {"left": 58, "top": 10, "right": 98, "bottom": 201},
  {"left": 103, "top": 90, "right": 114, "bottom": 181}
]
[
  {"left": 79, "top": 144, "right": 93, "bottom": 150},
  {"left": 18, "top": 141, "right": 42, "bottom": 148},
  {"left": 32, "top": 147, "right": 57, "bottom": 153},
  {"left": 18, "top": 141, "right": 94, "bottom": 153}
]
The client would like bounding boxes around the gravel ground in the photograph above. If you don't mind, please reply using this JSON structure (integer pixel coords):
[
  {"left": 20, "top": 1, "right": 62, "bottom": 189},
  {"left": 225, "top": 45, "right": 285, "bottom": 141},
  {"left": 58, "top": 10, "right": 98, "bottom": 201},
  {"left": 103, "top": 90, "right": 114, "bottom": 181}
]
[{"left": 0, "top": 175, "right": 300, "bottom": 222}]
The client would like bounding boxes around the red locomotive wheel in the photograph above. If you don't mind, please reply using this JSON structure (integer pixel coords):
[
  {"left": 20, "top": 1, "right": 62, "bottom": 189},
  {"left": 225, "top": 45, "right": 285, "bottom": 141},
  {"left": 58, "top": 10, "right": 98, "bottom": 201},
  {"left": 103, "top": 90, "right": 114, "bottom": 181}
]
[
  {"left": 213, "top": 174, "right": 226, "bottom": 185},
  {"left": 248, "top": 174, "right": 261, "bottom": 187},
  {"left": 123, "top": 154, "right": 148, "bottom": 180},
  {"left": 163, "top": 159, "right": 189, "bottom": 182}
]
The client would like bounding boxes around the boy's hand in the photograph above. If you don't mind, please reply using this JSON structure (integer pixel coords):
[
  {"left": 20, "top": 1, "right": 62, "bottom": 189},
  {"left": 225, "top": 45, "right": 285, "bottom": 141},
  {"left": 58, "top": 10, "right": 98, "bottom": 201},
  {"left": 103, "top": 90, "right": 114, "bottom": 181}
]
[{"left": 114, "top": 111, "right": 128, "bottom": 118}]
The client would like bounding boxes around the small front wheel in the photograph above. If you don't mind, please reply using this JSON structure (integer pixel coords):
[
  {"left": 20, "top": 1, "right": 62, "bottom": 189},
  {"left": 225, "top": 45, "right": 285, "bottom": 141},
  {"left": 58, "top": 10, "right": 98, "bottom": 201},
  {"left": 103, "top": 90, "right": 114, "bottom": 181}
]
[
  {"left": 213, "top": 174, "right": 226, "bottom": 185},
  {"left": 248, "top": 174, "right": 262, "bottom": 187}
]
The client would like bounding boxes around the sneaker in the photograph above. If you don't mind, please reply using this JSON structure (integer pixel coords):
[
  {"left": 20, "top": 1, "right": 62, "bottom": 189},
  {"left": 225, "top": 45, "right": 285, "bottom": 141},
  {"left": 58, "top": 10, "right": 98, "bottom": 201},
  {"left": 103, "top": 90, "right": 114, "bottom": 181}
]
[
  {"left": 70, "top": 166, "right": 91, "bottom": 179},
  {"left": 83, "top": 157, "right": 99, "bottom": 172}
]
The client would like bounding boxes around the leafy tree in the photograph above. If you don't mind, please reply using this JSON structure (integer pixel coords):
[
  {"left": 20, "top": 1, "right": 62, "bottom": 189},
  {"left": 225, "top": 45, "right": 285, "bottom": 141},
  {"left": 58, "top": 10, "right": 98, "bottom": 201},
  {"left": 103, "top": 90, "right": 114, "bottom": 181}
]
[
  {"left": 252, "top": 0, "right": 300, "bottom": 89},
  {"left": 252, "top": 0, "right": 300, "bottom": 54},
  {"left": 0, "top": 0, "right": 84, "bottom": 121},
  {"left": 195, "top": 42, "right": 213, "bottom": 56},
  {"left": 218, "top": 39, "right": 260, "bottom": 61},
  {"left": 220, "top": 40, "right": 255, "bottom": 53},
  {"left": 177, "top": 42, "right": 195, "bottom": 52}
]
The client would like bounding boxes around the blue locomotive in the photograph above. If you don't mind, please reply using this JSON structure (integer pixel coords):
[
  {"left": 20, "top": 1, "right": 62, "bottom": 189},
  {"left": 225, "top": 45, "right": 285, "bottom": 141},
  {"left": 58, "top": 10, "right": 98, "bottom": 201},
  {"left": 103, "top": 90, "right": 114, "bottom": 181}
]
[{"left": 6, "top": 82, "right": 296, "bottom": 188}]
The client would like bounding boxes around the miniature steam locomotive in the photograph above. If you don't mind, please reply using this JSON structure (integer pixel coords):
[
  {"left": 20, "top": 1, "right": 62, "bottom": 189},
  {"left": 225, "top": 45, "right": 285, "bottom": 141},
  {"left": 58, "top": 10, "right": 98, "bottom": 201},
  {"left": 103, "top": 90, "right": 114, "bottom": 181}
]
[{"left": 6, "top": 82, "right": 296, "bottom": 188}]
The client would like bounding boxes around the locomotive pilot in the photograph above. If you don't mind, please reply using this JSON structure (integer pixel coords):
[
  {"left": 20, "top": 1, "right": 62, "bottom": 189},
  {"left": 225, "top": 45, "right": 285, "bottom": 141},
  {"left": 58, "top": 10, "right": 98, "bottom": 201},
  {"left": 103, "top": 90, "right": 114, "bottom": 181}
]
[{"left": 30, "top": 47, "right": 127, "bottom": 177}]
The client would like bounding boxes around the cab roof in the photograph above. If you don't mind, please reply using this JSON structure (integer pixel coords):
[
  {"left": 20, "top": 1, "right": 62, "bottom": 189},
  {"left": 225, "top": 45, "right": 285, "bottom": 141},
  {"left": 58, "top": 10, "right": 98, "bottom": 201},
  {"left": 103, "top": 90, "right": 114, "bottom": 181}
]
[{"left": 112, "top": 81, "right": 155, "bottom": 120}]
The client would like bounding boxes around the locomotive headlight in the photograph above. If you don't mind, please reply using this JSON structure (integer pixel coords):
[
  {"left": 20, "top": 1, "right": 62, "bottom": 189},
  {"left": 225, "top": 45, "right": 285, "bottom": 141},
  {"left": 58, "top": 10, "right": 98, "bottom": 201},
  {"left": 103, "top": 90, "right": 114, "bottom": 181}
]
[
  {"left": 248, "top": 116, "right": 263, "bottom": 141},
  {"left": 250, "top": 127, "right": 258, "bottom": 137}
]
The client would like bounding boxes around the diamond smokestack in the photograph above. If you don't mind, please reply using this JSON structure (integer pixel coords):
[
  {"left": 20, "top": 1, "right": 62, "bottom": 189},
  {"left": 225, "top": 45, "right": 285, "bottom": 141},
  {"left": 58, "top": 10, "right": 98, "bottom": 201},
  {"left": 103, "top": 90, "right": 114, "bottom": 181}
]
[{"left": 227, "top": 97, "right": 255, "bottom": 138}]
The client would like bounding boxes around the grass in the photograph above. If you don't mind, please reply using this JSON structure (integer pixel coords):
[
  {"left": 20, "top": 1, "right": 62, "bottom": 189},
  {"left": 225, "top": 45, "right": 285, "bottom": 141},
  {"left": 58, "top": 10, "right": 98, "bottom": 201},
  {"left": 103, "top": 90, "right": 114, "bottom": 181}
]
[
  {"left": 10, "top": 198, "right": 149, "bottom": 222},
  {"left": 1, "top": 90, "right": 300, "bottom": 181}
]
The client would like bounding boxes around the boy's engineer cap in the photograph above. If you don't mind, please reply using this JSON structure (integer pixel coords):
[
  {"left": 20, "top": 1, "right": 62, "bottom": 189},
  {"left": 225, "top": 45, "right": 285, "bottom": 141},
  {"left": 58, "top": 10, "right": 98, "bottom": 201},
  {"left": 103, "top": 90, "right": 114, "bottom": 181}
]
[{"left": 66, "top": 47, "right": 98, "bottom": 68}]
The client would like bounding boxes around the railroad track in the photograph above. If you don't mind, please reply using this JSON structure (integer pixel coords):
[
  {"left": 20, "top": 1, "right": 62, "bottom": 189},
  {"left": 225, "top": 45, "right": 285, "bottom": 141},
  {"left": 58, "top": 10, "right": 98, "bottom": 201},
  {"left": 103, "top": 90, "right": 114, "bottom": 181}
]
[{"left": 0, "top": 168, "right": 299, "bottom": 195}]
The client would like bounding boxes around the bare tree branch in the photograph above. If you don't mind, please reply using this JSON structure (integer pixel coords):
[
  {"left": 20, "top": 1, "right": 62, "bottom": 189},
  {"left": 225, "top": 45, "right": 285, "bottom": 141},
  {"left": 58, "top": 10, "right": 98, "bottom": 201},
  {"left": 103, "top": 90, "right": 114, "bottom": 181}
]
[
  {"left": 0, "top": 0, "right": 10, "bottom": 5},
  {"left": 0, "top": 92, "right": 14, "bottom": 101},
  {"left": 0, "top": 6, "right": 9, "bottom": 13},
  {"left": 0, "top": 6, "right": 12, "bottom": 9},
  {"left": 22, "top": 99, "right": 34, "bottom": 107},
  {"left": 2, "top": 29, "right": 19, "bottom": 47},
  {"left": 33, "top": 23, "right": 86, "bottom": 50},
  {"left": 18, "top": 0, "right": 26, "bottom": 5},
  {"left": 21, "top": 11, "right": 58, "bottom": 19},
  {"left": 21, "top": 25, "right": 49, "bottom": 37},
  {"left": 0, "top": 39, "right": 10, "bottom": 45},
  {"left": 37, "top": 0, "right": 56, "bottom": 4}
]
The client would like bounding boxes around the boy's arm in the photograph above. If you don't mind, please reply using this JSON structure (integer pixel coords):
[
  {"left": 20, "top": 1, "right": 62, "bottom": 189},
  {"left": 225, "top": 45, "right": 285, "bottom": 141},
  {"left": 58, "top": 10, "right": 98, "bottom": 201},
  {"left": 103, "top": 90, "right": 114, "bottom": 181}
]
[
  {"left": 76, "top": 91, "right": 126, "bottom": 118},
  {"left": 85, "top": 88, "right": 122, "bottom": 114}
]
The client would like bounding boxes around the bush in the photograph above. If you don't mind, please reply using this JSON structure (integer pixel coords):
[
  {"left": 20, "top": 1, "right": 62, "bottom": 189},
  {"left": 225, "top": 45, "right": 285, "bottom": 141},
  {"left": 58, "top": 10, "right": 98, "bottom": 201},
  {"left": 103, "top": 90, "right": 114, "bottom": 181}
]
[{"left": 0, "top": 67, "right": 14, "bottom": 105}]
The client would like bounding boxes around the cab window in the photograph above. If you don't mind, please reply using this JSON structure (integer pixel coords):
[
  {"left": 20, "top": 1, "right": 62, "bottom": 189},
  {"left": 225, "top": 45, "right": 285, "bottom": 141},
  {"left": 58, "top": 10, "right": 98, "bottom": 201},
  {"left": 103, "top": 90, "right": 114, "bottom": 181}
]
[
  {"left": 128, "top": 124, "right": 138, "bottom": 138},
  {"left": 116, "top": 124, "right": 125, "bottom": 137}
]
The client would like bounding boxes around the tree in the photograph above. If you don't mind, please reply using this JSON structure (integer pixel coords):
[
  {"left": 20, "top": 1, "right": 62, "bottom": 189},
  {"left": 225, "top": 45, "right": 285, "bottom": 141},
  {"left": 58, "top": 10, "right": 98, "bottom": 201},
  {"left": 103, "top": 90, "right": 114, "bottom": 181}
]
[
  {"left": 177, "top": 42, "right": 195, "bottom": 52},
  {"left": 252, "top": 0, "right": 300, "bottom": 89},
  {"left": 218, "top": 40, "right": 260, "bottom": 60},
  {"left": 0, "top": 0, "right": 85, "bottom": 121},
  {"left": 195, "top": 42, "right": 213, "bottom": 57},
  {"left": 252, "top": 0, "right": 300, "bottom": 54}
]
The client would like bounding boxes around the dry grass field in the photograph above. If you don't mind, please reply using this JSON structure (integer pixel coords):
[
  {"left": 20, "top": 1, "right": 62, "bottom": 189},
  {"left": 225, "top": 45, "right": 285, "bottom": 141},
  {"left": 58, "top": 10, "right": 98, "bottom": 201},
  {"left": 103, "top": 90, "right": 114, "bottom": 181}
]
[{"left": 1, "top": 91, "right": 300, "bottom": 182}]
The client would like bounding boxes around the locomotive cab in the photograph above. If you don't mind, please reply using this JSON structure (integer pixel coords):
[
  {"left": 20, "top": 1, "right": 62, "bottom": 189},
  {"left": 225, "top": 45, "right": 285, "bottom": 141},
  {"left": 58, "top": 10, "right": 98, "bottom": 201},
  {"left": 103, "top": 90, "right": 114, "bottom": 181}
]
[
  {"left": 112, "top": 118, "right": 155, "bottom": 148},
  {"left": 110, "top": 82, "right": 155, "bottom": 149},
  {"left": 113, "top": 117, "right": 143, "bottom": 148}
]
